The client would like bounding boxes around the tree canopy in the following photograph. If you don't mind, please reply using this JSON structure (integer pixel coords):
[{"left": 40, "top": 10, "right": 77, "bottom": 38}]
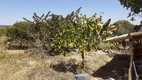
[
  {"left": 112, "top": 20, "right": 135, "bottom": 35},
  {"left": 119, "top": 0, "right": 142, "bottom": 20}
]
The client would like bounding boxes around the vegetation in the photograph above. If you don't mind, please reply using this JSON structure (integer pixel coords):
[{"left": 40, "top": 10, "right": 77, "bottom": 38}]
[
  {"left": 0, "top": 27, "right": 8, "bottom": 36},
  {"left": 112, "top": 20, "right": 135, "bottom": 35},
  {"left": 0, "top": 6, "right": 133, "bottom": 80},
  {"left": 119, "top": 0, "right": 142, "bottom": 21},
  {"left": 0, "top": 52, "right": 114, "bottom": 80},
  {"left": 0, "top": 25, "right": 11, "bottom": 28},
  {"left": 133, "top": 24, "right": 142, "bottom": 32},
  {"left": 1, "top": 8, "right": 116, "bottom": 68}
]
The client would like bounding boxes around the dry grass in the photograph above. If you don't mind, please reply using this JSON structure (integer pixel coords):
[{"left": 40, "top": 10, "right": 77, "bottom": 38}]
[
  {"left": 0, "top": 36, "right": 26, "bottom": 55},
  {"left": 0, "top": 36, "right": 125, "bottom": 80},
  {"left": 0, "top": 51, "right": 113, "bottom": 80}
]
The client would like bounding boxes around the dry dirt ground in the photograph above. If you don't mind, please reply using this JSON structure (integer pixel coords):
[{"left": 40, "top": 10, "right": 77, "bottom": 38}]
[{"left": 0, "top": 36, "right": 130, "bottom": 80}]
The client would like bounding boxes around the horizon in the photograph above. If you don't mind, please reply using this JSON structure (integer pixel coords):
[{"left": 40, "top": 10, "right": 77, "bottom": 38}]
[{"left": 0, "top": 0, "right": 141, "bottom": 25}]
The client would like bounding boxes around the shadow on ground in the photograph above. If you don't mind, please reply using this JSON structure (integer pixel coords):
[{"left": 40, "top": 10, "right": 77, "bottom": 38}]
[
  {"left": 92, "top": 54, "right": 130, "bottom": 80},
  {"left": 50, "top": 61, "right": 80, "bottom": 74}
]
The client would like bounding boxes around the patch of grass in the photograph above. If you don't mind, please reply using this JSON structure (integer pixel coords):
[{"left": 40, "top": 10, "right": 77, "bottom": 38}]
[{"left": 0, "top": 54, "right": 11, "bottom": 60}]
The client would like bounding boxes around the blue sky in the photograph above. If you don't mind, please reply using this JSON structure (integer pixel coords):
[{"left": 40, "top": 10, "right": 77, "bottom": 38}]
[{"left": 0, "top": 0, "right": 141, "bottom": 25}]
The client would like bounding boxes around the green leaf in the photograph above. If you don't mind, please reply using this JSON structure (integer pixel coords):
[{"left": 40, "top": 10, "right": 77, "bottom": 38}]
[
  {"left": 83, "top": 50, "right": 87, "bottom": 55},
  {"left": 100, "top": 19, "right": 111, "bottom": 36},
  {"left": 69, "top": 42, "right": 74, "bottom": 47},
  {"left": 93, "top": 38, "right": 97, "bottom": 43},
  {"left": 58, "top": 46, "right": 61, "bottom": 49},
  {"left": 92, "top": 13, "right": 97, "bottom": 19},
  {"left": 51, "top": 43, "right": 54, "bottom": 47},
  {"left": 89, "top": 25, "right": 94, "bottom": 31}
]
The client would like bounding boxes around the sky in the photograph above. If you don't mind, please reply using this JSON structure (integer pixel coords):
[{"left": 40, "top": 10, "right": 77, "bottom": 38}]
[{"left": 0, "top": 0, "right": 141, "bottom": 25}]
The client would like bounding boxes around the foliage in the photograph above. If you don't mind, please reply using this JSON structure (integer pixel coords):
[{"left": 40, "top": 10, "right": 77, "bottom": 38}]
[
  {"left": 133, "top": 24, "right": 142, "bottom": 32},
  {"left": 112, "top": 20, "right": 135, "bottom": 35},
  {"left": 50, "top": 9, "right": 115, "bottom": 67},
  {"left": 5, "top": 21, "right": 29, "bottom": 43},
  {"left": 0, "top": 26, "right": 9, "bottom": 36},
  {"left": 4, "top": 8, "right": 115, "bottom": 67},
  {"left": 119, "top": 0, "right": 142, "bottom": 20}
]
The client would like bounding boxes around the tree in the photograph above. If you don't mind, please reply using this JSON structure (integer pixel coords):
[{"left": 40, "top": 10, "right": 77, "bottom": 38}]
[
  {"left": 7, "top": 21, "right": 29, "bottom": 42},
  {"left": 112, "top": 20, "right": 135, "bottom": 35},
  {"left": 119, "top": 0, "right": 142, "bottom": 21},
  {"left": 52, "top": 11, "right": 116, "bottom": 68}
]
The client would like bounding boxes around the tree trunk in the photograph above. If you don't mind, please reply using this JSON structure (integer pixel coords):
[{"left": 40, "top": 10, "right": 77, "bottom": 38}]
[{"left": 81, "top": 51, "right": 85, "bottom": 68}]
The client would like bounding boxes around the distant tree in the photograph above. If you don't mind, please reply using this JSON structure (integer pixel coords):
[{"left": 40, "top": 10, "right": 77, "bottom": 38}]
[
  {"left": 112, "top": 20, "right": 135, "bottom": 35},
  {"left": 5, "top": 21, "right": 29, "bottom": 43},
  {"left": 0, "top": 26, "right": 11, "bottom": 36}
]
